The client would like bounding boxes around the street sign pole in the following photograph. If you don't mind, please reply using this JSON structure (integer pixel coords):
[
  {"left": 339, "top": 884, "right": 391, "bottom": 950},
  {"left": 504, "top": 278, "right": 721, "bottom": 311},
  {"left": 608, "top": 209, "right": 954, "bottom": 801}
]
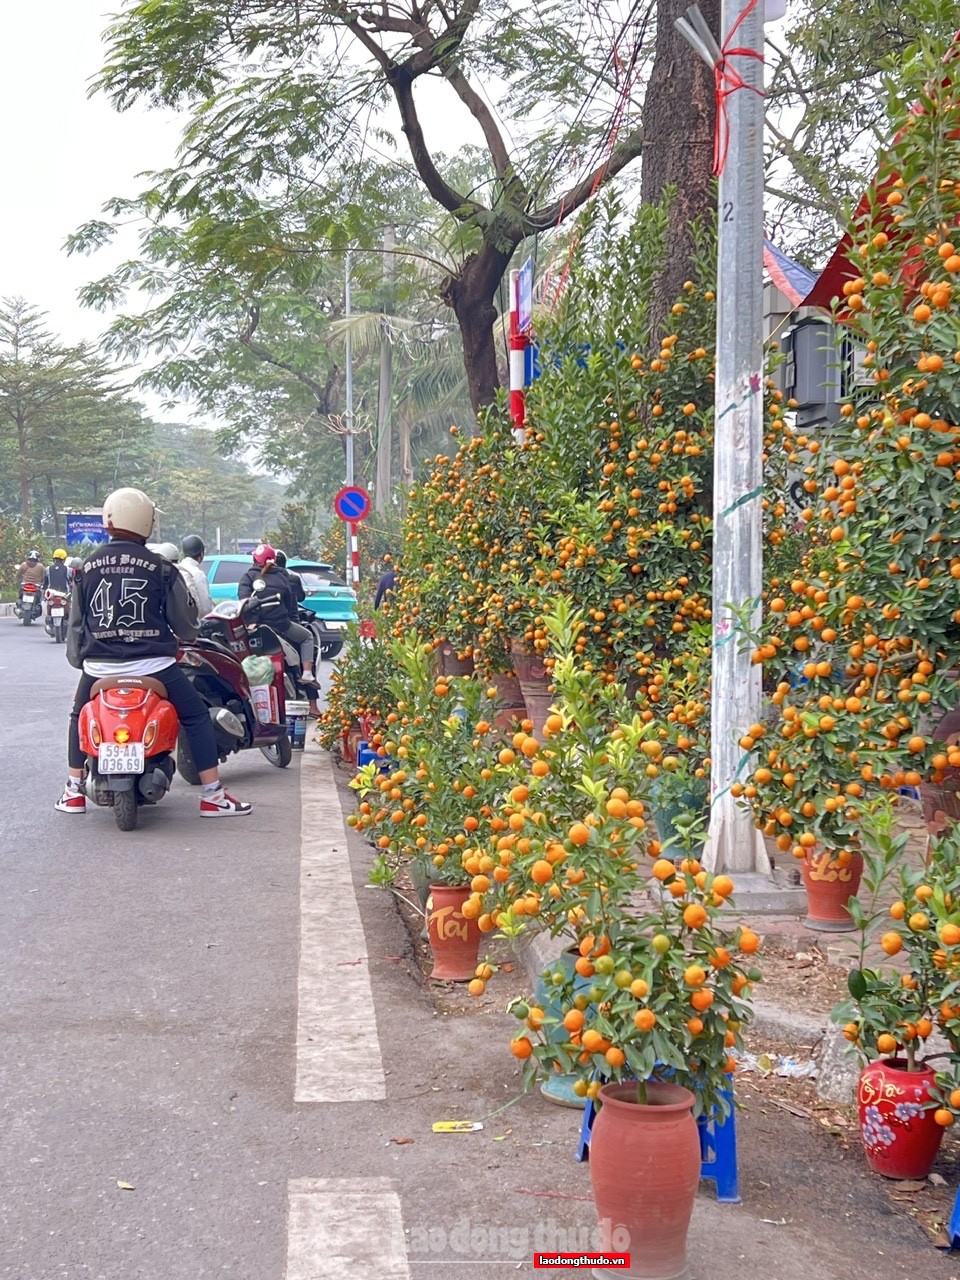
[
  {"left": 349, "top": 522, "right": 360, "bottom": 586},
  {"left": 333, "top": 486, "right": 371, "bottom": 589},
  {"left": 344, "top": 250, "right": 355, "bottom": 586}
]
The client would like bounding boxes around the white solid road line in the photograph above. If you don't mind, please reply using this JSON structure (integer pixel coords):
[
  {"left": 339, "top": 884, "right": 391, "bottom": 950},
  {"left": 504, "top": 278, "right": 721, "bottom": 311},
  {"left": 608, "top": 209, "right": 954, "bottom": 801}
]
[
  {"left": 286, "top": 1178, "right": 411, "bottom": 1279},
  {"left": 295, "top": 747, "right": 387, "bottom": 1103}
]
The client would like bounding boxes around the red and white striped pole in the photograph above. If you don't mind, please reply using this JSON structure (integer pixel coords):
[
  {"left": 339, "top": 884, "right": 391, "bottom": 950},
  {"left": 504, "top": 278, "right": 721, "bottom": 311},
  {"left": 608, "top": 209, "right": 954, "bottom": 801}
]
[
  {"left": 508, "top": 268, "right": 528, "bottom": 444},
  {"left": 349, "top": 522, "right": 360, "bottom": 586}
]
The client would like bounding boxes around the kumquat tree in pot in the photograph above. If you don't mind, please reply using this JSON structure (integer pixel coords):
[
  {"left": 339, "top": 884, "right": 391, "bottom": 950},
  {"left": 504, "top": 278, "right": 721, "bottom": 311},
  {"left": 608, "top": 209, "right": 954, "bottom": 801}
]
[
  {"left": 349, "top": 637, "right": 527, "bottom": 980},
  {"left": 831, "top": 801, "right": 960, "bottom": 1180},
  {"left": 742, "top": 37, "right": 960, "bottom": 928}
]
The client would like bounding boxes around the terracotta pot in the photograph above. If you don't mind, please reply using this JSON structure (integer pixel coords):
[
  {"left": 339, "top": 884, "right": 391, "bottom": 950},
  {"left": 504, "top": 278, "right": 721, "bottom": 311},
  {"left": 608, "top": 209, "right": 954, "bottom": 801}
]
[
  {"left": 434, "top": 642, "right": 475, "bottom": 677},
  {"left": 341, "top": 724, "right": 363, "bottom": 766},
  {"left": 801, "top": 850, "right": 863, "bottom": 931},
  {"left": 858, "top": 1058, "right": 944, "bottom": 1179},
  {"left": 489, "top": 670, "right": 526, "bottom": 733},
  {"left": 509, "top": 639, "right": 554, "bottom": 739},
  {"left": 917, "top": 704, "right": 960, "bottom": 834},
  {"left": 590, "top": 1081, "right": 700, "bottom": 1279},
  {"left": 425, "top": 884, "right": 481, "bottom": 982}
]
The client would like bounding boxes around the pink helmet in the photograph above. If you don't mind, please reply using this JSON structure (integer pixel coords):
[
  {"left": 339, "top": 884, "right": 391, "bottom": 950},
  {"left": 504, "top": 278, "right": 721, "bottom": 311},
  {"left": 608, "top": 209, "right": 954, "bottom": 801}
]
[{"left": 252, "top": 543, "right": 276, "bottom": 567}]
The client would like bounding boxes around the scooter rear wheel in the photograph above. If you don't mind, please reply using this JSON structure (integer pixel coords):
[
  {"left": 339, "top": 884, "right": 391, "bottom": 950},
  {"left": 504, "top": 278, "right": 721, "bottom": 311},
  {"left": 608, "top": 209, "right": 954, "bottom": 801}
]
[
  {"left": 260, "top": 731, "right": 293, "bottom": 769},
  {"left": 114, "top": 790, "right": 138, "bottom": 831},
  {"left": 176, "top": 730, "right": 202, "bottom": 786}
]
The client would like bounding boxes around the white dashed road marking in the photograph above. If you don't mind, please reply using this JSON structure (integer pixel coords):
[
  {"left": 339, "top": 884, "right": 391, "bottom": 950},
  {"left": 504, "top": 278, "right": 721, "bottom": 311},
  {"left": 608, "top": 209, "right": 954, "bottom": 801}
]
[
  {"left": 286, "top": 1178, "right": 411, "bottom": 1279},
  {"left": 295, "top": 748, "right": 386, "bottom": 1102}
]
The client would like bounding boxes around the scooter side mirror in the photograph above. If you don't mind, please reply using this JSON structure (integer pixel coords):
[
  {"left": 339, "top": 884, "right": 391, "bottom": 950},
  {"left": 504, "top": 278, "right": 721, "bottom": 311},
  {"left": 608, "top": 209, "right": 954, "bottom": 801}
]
[{"left": 252, "top": 579, "right": 266, "bottom": 593}]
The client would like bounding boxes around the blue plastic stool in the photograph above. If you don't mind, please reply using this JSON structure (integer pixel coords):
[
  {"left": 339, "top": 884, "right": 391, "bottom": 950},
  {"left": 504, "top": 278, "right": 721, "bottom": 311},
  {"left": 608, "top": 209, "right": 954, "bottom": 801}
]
[
  {"left": 947, "top": 1182, "right": 960, "bottom": 1250},
  {"left": 575, "top": 1083, "right": 740, "bottom": 1204},
  {"left": 356, "top": 741, "right": 394, "bottom": 772}
]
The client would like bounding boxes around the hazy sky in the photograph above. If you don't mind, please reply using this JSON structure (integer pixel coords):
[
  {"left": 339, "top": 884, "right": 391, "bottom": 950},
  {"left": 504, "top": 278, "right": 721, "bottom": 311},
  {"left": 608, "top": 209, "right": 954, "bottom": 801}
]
[{"left": 0, "top": 2, "right": 184, "bottom": 354}]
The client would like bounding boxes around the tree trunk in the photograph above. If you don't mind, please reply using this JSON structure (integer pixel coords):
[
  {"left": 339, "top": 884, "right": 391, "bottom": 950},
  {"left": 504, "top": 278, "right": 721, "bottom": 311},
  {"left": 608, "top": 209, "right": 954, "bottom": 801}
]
[
  {"left": 443, "top": 242, "right": 516, "bottom": 418},
  {"left": 641, "top": 0, "right": 720, "bottom": 341},
  {"left": 398, "top": 402, "right": 414, "bottom": 517},
  {"left": 46, "top": 476, "right": 61, "bottom": 537},
  {"left": 16, "top": 415, "right": 31, "bottom": 522}
]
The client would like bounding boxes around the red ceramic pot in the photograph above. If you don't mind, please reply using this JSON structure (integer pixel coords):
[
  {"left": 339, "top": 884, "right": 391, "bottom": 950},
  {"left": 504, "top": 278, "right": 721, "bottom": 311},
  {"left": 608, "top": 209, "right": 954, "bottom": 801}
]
[
  {"left": 425, "top": 885, "right": 481, "bottom": 982},
  {"left": 801, "top": 850, "right": 863, "bottom": 931},
  {"left": 434, "top": 642, "right": 475, "bottom": 677},
  {"left": 857, "top": 1058, "right": 944, "bottom": 1179},
  {"left": 590, "top": 1081, "right": 700, "bottom": 1279}
]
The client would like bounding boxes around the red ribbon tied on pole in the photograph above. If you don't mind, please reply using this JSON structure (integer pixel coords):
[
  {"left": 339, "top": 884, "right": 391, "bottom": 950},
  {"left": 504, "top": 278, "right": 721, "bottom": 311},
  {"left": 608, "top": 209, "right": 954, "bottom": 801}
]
[{"left": 712, "top": 0, "right": 765, "bottom": 176}]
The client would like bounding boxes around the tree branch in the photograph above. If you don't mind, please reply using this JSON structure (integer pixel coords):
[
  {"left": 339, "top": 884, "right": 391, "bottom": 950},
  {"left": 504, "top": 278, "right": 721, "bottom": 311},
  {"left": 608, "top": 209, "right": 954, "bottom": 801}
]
[
  {"left": 238, "top": 306, "right": 334, "bottom": 405},
  {"left": 526, "top": 127, "right": 644, "bottom": 231}
]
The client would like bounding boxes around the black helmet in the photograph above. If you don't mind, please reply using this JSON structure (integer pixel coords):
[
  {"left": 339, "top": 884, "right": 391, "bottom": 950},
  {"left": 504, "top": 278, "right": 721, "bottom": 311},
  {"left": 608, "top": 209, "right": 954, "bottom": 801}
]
[
  {"left": 181, "top": 534, "right": 205, "bottom": 561},
  {"left": 274, "top": 550, "right": 288, "bottom": 567},
  {"left": 28, "top": 550, "right": 40, "bottom": 561}
]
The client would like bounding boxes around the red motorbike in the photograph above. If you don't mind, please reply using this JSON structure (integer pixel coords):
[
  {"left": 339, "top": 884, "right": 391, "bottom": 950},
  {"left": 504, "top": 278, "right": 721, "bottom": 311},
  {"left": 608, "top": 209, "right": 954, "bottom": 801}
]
[
  {"left": 77, "top": 676, "right": 179, "bottom": 831},
  {"left": 44, "top": 588, "right": 70, "bottom": 643},
  {"left": 177, "top": 592, "right": 293, "bottom": 778},
  {"left": 14, "top": 580, "right": 41, "bottom": 626}
]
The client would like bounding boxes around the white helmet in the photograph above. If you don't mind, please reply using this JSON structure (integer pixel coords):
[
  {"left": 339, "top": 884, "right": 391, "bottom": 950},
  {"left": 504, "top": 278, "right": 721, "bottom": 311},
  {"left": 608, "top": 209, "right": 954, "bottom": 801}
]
[
  {"left": 102, "top": 487, "right": 156, "bottom": 539},
  {"left": 150, "top": 541, "right": 181, "bottom": 563}
]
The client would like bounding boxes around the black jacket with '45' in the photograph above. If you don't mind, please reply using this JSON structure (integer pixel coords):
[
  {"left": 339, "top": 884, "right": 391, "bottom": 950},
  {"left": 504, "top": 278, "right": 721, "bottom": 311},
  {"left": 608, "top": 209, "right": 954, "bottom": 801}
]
[{"left": 67, "top": 539, "right": 199, "bottom": 669}]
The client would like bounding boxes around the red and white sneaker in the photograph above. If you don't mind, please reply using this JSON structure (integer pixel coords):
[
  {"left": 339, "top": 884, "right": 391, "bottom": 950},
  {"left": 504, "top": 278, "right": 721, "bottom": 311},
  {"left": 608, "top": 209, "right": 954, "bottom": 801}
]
[
  {"left": 199, "top": 788, "right": 252, "bottom": 818},
  {"left": 55, "top": 788, "right": 86, "bottom": 814}
]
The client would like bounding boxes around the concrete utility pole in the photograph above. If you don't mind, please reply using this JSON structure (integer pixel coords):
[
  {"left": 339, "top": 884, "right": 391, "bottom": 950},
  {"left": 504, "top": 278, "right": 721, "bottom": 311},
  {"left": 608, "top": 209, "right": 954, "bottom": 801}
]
[
  {"left": 707, "top": 0, "right": 769, "bottom": 874},
  {"left": 677, "top": 1, "right": 770, "bottom": 874},
  {"left": 374, "top": 226, "right": 395, "bottom": 515}
]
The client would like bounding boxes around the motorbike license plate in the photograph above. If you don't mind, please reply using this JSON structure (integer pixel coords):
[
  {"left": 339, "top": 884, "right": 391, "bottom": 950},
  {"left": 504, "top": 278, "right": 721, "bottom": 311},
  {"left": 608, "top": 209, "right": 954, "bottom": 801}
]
[
  {"left": 326, "top": 621, "right": 347, "bottom": 630},
  {"left": 51, "top": 608, "right": 65, "bottom": 618},
  {"left": 98, "top": 743, "right": 145, "bottom": 773}
]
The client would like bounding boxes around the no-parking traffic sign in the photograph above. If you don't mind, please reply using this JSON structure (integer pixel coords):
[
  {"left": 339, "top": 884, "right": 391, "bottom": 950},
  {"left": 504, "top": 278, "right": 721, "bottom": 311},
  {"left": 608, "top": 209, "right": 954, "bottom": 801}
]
[{"left": 333, "top": 486, "right": 371, "bottom": 523}]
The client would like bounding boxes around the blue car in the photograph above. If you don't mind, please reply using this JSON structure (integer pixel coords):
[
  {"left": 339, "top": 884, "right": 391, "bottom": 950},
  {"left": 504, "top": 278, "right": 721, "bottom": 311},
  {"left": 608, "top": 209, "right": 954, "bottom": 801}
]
[{"left": 202, "top": 554, "right": 357, "bottom": 658}]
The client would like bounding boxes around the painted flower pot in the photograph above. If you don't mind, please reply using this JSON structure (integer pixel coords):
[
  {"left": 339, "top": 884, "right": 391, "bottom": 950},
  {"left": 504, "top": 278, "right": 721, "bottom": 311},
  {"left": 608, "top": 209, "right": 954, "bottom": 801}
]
[
  {"left": 590, "top": 1081, "right": 701, "bottom": 1279},
  {"left": 425, "top": 884, "right": 481, "bottom": 982},
  {"left": 801, "top": 850, "right": 863, "bottom": 931},
  {"left": 857, "top": 1058, "right": 944, "bottom": 1179}
]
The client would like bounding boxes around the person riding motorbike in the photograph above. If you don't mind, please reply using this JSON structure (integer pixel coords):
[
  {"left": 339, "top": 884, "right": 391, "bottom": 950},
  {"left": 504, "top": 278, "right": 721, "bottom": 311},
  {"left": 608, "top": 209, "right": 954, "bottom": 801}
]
[
  {"left": 57, "top": 486, "right": 252, "bottom": 818},
  {"left": 273, "top": 550, "right": 320, "bottom": 715},
  {"left": 14, "top": 550, "right": 44, "bottom": 619},
  {"left": 42, "top": 549, "right": 71, "bottom": 627},
  {"left": 237, "top": 544, "right": 318, "bottom": 688},
  {"left": 17, "top": 550, "right": 45, "bottom": 585},
  {"left": 66, "top": 557, "right": 83, "bottom": 587},
  {"left": 180, "top": 534, "right": 214, "bottom": 617}
]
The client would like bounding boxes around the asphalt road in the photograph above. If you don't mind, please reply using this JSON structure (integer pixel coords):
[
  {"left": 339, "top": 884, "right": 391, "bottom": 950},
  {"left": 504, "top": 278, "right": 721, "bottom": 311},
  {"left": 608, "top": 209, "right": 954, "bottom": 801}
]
[
  {"left": 0, "top": 617, "right": 313, "bottom": 1280},
  {"left": 1, "top": 615, "right": 956, "bottom": 1280}
]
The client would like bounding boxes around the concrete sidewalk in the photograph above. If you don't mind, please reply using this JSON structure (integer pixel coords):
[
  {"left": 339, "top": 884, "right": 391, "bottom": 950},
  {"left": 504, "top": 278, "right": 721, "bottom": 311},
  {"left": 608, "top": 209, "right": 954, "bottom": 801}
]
[{"left": 326, "top": 757, "right": 957, "bottom": 1278}]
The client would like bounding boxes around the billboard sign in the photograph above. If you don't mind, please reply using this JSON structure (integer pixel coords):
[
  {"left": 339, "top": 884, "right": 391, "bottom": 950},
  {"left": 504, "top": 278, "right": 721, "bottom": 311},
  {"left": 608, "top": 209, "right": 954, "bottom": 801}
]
[{"left": 64, "top": 512, "right": 107, "bottom": 552}]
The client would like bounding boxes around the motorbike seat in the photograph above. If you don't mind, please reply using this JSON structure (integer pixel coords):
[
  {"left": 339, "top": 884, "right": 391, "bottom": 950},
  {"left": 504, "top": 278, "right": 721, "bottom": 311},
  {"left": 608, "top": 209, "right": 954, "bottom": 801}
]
[
  {"left": 90, "top": 675, "right": 169, "bottom": 699},
  {"left": 257, "top": 625, "right": 300, "bottom": 670}
]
